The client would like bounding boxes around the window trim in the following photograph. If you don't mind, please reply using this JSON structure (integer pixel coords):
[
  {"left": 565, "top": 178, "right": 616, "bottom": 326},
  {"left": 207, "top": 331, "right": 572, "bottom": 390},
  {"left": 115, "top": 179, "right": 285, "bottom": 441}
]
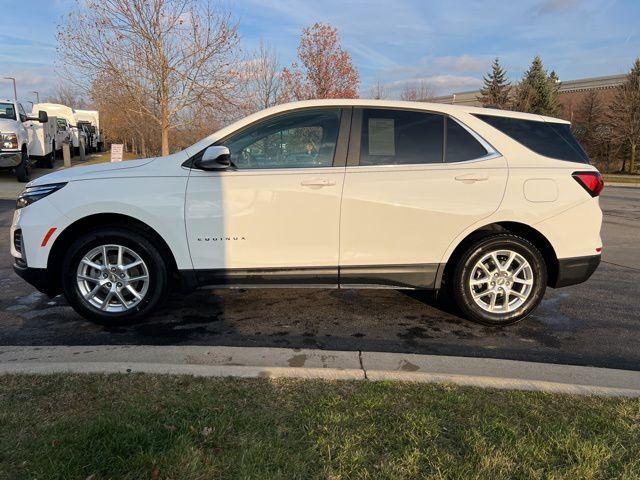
[
  {"left": 348, "top": 106, "right": 500, "bottom": 168},
  {"left": 184, "top": 106, "right": 352, "bottom": 170}
]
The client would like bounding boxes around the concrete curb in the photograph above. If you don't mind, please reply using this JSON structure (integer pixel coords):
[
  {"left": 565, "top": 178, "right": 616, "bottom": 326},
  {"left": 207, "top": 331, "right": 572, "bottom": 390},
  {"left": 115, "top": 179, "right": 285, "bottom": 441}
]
[
  {"left": 1, "top": 345, "right": 639, "bottom": 397},
  {"left": 606, "top": 182, "right": 640, "bottom": 188}
]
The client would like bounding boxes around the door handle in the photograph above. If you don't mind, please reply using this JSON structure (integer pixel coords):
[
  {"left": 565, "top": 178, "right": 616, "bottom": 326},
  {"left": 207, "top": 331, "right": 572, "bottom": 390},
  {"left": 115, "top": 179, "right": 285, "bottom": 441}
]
[
  {"left": 455, "top": 173, "right": 489, "bottom": 183},
  {"left": 300, "top": 178, "right": 336, "bottom": 187}
]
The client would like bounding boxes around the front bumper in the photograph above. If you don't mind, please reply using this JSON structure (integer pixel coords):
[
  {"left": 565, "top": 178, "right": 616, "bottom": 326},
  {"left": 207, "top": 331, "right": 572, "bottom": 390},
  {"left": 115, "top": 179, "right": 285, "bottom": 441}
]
[
  {"left": 0, "top": 151, "right": 21, "bottom": 168},
  {"left": 551, "top": 254, "right": 601, "bottom": 288},
  {"left": 13, "top": 262, "right": 57, "bottom": 296}
]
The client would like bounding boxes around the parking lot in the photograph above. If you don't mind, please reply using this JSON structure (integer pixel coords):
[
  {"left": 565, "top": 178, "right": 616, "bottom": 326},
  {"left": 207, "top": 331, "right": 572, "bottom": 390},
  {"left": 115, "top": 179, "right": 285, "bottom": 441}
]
[{"left": 0, "top": 185, "right": 638, "bottom": 370}]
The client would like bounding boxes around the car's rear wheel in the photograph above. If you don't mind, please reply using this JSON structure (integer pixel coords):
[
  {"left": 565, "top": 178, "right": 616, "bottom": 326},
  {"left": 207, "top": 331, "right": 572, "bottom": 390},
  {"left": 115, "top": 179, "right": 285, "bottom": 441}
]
[
  {"left": 61, "top": 228, "right": 168, "bottom": 324},
  {"left": 452, "top": 234, "right": 547, "bottom": 326}
]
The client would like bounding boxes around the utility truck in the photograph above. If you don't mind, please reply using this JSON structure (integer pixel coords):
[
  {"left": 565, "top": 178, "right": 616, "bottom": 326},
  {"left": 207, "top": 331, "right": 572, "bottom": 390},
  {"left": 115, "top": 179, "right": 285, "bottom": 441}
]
[
  {"left": 75, "top": 109, "right": 102, "bottom": 152},
  {"left": 32, "top": 103, "right": 86, "bottom": 157},
  {"left": 0, "top": 98, "right": 48, "bottom": 181},
  {"left": 26, "top": 114, "right": 58, "bottom": 168}
]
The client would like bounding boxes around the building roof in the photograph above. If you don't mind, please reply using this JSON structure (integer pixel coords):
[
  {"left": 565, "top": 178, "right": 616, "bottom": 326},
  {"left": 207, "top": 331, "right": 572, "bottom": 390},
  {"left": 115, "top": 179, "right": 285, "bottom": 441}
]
[{"left": 428, "top": 73, "right": 626, "bottom": 106}]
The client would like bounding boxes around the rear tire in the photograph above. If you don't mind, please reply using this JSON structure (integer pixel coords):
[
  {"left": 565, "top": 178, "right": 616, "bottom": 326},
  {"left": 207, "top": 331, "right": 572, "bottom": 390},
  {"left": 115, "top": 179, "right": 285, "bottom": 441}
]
[
  {"left": 41, "top": 142, "right": 55, "bottom": 169},
  {"left": 61, "top": 228, "right": 168, "bottom": 325},
  {"left": 451, "top": 234, "right": 547, "bottom": 326},
  {"left": 15, "top": 149, "right": 30, "bottom": 182}
]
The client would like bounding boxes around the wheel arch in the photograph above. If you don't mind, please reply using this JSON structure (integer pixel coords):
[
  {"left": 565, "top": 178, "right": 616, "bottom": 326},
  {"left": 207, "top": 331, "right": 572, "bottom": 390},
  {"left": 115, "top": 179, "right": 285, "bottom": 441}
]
[
  {"left": 439, "top": 221, "right": 559, "bottom": 289},
  {"left": 46, "top": 213, "right": 179, "bottom": 296}
]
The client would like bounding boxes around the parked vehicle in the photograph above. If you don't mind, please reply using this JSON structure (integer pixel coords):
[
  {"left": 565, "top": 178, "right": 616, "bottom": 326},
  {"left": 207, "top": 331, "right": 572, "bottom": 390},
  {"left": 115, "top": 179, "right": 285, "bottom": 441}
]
[
  {"left": 11, "top": 100, "right": 603, "bottom": 326},
  {"left": 0, "top": 98, "right": 48, "bottom": 181},
  {"left": 32, "top": 103, "right": 83, "bottom": 156},
  {"left": 75, "top": 109, "right": 102, "bottom": 152},
  {"left": 55, "top": 118, "right": 72, "bottom": 149},
  {"left": 26, "top": 114, "right": 58, "bottom": 169}
]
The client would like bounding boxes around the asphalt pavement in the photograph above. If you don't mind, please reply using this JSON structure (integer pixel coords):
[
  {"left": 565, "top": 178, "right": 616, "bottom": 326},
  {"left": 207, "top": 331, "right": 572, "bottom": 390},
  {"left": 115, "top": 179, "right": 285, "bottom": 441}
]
[{"left": 0, "top": 187, "right": 638, "bottom": 371}]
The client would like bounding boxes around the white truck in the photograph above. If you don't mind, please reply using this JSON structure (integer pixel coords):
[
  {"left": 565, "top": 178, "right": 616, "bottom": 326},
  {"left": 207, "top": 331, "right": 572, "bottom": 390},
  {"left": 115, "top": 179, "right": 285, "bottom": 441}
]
[
  {"left": 26, "top": 114, "right": 58, "bottom": 168},
  {"left": 75, "top": 109, "right": 102, "bottom": 152},
  {"left": 0, "top": 98, "right": 48, "bottom": 182},
  {"left": 32, "top": 103, "right": 86, "bottom": 157}
]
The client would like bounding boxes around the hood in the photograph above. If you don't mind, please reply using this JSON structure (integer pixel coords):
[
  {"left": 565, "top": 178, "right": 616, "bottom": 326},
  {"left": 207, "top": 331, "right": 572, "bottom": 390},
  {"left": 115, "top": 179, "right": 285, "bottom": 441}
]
[
  {"left": 0, "top": 118, "right": 19, "bottom": 132},
  {"left": 28, "top": 157, "right": 157, "bottom": 187}
]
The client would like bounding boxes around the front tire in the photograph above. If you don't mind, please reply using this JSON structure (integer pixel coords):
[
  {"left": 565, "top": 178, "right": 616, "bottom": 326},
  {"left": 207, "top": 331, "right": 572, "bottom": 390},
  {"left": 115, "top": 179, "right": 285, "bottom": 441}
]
[
  {"left": 452, "top": 234, "right": 547, "bottom": 326},
  {"left": 61, "top": 228, "right": 168, "bottom": 325},
  {"left": 15, "top": 149, "right": 30, "bottom": 182}
]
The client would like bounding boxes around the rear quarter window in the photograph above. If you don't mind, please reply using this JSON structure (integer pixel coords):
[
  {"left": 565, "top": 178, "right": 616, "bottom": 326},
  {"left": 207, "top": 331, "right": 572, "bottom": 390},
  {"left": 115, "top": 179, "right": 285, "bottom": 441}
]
[{"left": 473, "top": 114, "right": 589, "bottom": 163}]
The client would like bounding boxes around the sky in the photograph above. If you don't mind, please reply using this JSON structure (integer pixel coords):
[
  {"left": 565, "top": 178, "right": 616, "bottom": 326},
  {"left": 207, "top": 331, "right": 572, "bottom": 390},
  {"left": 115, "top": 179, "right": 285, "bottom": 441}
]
[{"left": 0, "top": 0, "right": 638, "bottom": 104}]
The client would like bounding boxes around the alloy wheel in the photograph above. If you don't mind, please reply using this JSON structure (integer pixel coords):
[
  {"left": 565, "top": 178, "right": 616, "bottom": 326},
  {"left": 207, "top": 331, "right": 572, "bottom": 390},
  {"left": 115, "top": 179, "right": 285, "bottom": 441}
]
[{"left": 76, "top": 244, "right": 150, "bottom": 312}]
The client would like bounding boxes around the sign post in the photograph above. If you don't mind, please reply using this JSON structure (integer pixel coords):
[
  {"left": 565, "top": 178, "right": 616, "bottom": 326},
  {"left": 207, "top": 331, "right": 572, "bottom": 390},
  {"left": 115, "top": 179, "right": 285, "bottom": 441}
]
[{"left": 110, "top": 144, "right": 123, "bottom": 163}]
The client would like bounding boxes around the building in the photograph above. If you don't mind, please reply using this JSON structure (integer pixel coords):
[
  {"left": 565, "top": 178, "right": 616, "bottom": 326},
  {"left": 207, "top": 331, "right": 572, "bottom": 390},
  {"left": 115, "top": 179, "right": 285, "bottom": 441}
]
[{"left": 429, "top": 74, "right": 625, "bottom": 120}]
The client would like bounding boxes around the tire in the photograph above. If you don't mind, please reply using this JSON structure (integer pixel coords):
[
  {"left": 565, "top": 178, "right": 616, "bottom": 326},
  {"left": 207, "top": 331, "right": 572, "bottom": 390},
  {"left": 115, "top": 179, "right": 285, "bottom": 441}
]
[
  {"left": 15, "top": 149, "right": 30, "bottom": 182},
  {"left": 451, "top": 234, "right": 547, "bottom": 326},
  {"left": 61, "top": 227, "right": 169, "bottom": 325},
  {"left": 43, "top": 142, "right": 55, "bottom": 169}
]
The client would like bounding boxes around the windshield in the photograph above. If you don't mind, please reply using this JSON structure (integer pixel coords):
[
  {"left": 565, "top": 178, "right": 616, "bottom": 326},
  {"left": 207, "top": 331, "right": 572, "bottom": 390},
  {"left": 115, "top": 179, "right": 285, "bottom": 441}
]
[{"left": 0, "top": 103, "right": 16, "bottom": 121}]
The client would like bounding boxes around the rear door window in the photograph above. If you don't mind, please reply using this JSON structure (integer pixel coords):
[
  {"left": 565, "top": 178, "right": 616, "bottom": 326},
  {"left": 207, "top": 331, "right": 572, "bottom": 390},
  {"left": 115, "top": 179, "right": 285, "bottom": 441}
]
[
  {"left": 360, "top": 109, "right": 444, "bottom": 165},
  {"left": 473, "top": 114, "right": 589, "bottom": 163}
]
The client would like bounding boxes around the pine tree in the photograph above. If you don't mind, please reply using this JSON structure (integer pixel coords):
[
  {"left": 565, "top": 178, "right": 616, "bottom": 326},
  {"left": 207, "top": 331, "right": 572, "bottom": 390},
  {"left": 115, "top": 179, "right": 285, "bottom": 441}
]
[
  {"left": 609, "top": 58, "right": 640, "bottom": 174},
  {"left": 513, "top": 56, "right": 561, "bottom": 116},
  {"left": 478, "top": 58, "right": 510, "bottom": 108}
]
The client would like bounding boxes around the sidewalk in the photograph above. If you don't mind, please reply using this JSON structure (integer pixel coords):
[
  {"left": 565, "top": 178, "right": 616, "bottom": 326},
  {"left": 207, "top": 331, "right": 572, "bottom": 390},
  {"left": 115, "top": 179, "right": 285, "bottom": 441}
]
[{"left": 2, "top": 345, "right": 639, "bottom": 397}]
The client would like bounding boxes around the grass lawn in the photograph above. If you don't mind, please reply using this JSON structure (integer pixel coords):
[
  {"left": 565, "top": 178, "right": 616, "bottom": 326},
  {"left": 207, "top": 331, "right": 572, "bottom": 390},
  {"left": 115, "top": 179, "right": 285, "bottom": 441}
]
[
  {"left": 603, "top": 173, "right": 640, "bottom": 184},
  {"left": 1, "top": 375, "right": 639, "bottom": 480},
  {"left": 82, "top": 150, "right": 139, "bottom": 166}
]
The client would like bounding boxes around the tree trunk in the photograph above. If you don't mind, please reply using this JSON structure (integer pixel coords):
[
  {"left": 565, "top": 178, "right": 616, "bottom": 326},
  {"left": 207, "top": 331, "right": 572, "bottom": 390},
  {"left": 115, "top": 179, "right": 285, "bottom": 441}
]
[
  {"left": 141, "top": 135, "right": 147, "bottom": 158},
  {"left": 161, "top": 124, "right": 170, "bottom": 156},
  {"left": 629, "top": 142, "right": 637, "bottom": 174}
]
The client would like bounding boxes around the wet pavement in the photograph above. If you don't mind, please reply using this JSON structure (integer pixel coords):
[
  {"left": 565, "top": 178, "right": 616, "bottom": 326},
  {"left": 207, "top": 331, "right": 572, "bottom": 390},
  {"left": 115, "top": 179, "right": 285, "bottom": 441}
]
[{"left": 1, "top": 187, "right": 639, "bottom": 371}]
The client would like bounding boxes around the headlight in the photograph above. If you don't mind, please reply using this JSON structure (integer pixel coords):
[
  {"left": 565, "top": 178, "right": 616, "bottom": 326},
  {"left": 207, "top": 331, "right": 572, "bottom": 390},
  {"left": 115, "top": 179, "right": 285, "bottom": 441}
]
[
  {"left": 1, "top": 133, "right": 18, "bottom": 149},
  {"left": 16, "top": 183, "right": 67, "bottom": 209}
]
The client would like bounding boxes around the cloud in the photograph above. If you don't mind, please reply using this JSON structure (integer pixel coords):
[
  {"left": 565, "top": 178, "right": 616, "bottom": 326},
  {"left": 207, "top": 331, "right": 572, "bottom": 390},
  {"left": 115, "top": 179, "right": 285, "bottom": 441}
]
[
  {"left": 387, "top": 75, "right": 483, "bottom": 95},
  {"left": 529, "top": 0, "right": 581, "bottom": 16},
  {"left": 432, "top": 55, "right": 489, "bottom": 73}
]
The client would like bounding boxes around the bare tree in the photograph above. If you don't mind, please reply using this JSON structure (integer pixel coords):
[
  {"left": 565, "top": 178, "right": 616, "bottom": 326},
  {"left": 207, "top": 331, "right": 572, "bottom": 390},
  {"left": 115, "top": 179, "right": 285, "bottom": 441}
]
[
  {"left": 46, "top": 82, "right": 91, "bottom": 109},
  {"left": 609, "top": 58, "right": 640, "bottom": 174},
  {"left": 369, "top": 79, "right": 387, "bottom": 99},
  {"left": 58, "top": 0, "right": 241, "bottom": 155},
  {"left": 245, "top": 40, "right": 281, "bottom": 111},
  {"left": 399, "top": 80, "right": 433, "bottom": 101}
]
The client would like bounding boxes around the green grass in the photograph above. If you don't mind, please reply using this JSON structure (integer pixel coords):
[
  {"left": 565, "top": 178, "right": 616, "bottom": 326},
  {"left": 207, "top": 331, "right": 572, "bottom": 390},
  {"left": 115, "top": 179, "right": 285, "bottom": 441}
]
[
  {"left": 603, "top": 174, "right": 640, "bottom": 184},
  {"left": 1, "top": 374, "right": 639, "bottom": 479},
  {"left": 82, "top": 150, "right": 139, "bottom": 166}
]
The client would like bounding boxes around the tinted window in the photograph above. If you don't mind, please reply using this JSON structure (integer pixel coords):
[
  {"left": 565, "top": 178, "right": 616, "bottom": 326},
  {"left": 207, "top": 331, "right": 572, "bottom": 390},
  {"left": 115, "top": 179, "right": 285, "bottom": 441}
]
[
  {"left": 474, "top": 114, "right": 589, "bottom": 163},
  {"left": 224, "top": 108, "right": 341, "bottom": 169},
  {"left": 445, "top": 118, "right": 488, "bottom": 162},
  {"left": 360, "top": 109, "right": 443, "bottom": 165}
]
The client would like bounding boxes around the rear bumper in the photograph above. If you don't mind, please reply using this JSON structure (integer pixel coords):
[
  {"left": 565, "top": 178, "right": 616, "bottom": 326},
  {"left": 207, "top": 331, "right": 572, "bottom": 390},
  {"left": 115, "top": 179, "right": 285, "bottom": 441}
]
[{"left": 551, "top": 254, "right": 601, "bottom": 288}]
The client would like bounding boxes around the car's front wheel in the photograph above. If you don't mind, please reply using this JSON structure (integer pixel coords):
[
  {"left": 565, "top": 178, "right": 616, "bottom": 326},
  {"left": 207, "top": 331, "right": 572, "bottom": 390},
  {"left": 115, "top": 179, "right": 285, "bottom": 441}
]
[
  {"left": 61, "top": 228, "right": 168, "bottom": 324},
  {"left": 451, "top": 234, "right": 547, "bottom": 326}
]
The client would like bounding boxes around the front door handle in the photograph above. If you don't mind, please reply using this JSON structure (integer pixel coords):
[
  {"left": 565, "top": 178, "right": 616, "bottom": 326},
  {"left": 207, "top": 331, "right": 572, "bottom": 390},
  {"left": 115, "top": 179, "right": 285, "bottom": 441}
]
[
  {"left": 455, "top": 173, "right": 489, "bottom": 183},
  {"left": 300, "top": 178, "right": 336, "bottom": 187}
]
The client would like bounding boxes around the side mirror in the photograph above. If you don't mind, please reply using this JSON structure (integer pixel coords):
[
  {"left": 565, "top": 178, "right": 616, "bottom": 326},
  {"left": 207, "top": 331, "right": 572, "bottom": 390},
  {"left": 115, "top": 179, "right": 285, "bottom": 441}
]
[
  {"left": 193, "top": 145, "right": 233, "bottom": 171},
  {"left": 38, "top": 110, "right": 48, "bottom": 123}
]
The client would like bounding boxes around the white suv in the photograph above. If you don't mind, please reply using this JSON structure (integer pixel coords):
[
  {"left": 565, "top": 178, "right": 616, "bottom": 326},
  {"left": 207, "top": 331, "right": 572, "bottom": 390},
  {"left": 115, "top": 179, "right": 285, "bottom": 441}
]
[{"left": 11, "top": 100, "right": 603, "bottom": 326}]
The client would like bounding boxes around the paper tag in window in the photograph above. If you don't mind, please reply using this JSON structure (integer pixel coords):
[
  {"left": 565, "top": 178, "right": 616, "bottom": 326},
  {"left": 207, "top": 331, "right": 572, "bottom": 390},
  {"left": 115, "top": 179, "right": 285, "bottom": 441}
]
[{"left": 368, "top": 118, "right": 395, "bottom": 156}]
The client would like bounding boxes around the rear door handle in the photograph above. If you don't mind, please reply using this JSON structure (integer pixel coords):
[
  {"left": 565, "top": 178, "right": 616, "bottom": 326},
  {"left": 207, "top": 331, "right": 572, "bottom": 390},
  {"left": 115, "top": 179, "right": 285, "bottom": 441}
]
[
  {"left": 301, "top": 178, "right": 336, "bottom": 187},
  {"left": 455, "top": 173, "right": 489, "bottom": 183}
]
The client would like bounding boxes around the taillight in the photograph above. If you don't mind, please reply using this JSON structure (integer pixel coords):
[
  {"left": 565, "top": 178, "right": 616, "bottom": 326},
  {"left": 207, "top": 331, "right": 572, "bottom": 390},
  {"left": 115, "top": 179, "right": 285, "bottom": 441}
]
[{"left": 572, "top": 171, "right": 604, "bottom": 197}]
